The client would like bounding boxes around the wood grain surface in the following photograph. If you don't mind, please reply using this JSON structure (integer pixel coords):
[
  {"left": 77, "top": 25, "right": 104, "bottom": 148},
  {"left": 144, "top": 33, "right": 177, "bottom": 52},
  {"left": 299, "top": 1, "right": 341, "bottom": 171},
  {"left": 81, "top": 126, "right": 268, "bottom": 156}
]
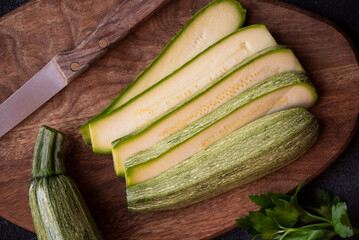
[
  {"left": 54, "top": 0, "right": 171, "bottom": 82},
  {"left": 0, "top": 0, "right": 358, "bottom": 239}
]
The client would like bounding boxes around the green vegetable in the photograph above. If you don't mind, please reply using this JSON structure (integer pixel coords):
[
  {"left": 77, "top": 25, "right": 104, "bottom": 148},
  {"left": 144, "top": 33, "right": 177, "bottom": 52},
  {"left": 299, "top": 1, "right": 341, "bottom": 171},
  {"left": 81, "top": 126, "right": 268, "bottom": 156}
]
[
  {"left": 112, "top": 46, "right": 303, "bottom": 177},
  {"left": 80, "top": 0, "right": 247, "bottom": 145},
  {"left": 127, "top": 108, "right": 319, "bottom": 211},
  {"left": 237, "top": 182, "right": 357, "bottom": 240},
  {"left": 124, "top": 72, "right": 317, "bottom": 186},
  {"left": 89, "top": 24, "right": 277, "bottom": 154},
  {"left": 28, "top": 126, "right": 103, "bottom": 240}
]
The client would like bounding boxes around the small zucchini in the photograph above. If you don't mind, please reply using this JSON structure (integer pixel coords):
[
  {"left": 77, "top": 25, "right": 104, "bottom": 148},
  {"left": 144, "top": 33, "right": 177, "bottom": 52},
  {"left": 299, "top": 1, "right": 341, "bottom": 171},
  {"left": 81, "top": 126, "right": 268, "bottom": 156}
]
[
  {"left": 28, "top": 126, "right": 103, "bottom": 240},
  {"left": 126, "top": 108, "right": 319, "bottom": 212}
]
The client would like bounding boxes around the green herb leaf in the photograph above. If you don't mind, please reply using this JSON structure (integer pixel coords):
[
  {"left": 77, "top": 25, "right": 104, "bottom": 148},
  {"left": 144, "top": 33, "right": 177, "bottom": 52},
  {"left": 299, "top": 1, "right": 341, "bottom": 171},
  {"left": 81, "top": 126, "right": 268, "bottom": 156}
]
[
  {"left": 332, "top": 196, "right": 340, "bottom": 205},
  {"left": 289, "top": 182, "right": 306, "bottom": 214},
  {"left": 249, "top": 192, "right": 291, "bottom": 211},
  {"left": 236, "top": 182, "right": 355, "bottom": 240},
  {"left": 306, "top": 205, "right": 332, "bottom": 221},
  {"left": 283, "top": 229, "right": 336, "bottom": 240},
  {"left": 305, "top": 188, "right": 334, "bottom": 220},
  {"left": 249, "top": 194, "right": 275, "bottom": 209},
  {"left": 331, "top": 202, "right": 354, "bottom": 237},
  {"left": 313, "top": 188, "right": 332, "bottom": 208},
  {"left": 236, "top": 216, "right": 258, "bottom": 235},
  {"left": 260, "top": 229, "right": 278, "bottom": 240},
  {"left": 248, "top": 211, "right": 277, "bottom": 233},
  {"left": 268, "top": 192, "right": 291, "bottom": 203},
  {"left": 265, "top": 198, "right": 300, "bottom": 228}
]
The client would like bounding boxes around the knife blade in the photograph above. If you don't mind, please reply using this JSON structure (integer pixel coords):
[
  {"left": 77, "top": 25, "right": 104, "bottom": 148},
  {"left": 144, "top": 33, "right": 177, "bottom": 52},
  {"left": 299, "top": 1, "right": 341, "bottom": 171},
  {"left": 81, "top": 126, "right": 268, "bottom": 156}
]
[
  {"left": 0, "top": 61, "right": 66, "bottom": 137},
  {"left": 0, "top": 0, "right": 170, "bottom": 138}
]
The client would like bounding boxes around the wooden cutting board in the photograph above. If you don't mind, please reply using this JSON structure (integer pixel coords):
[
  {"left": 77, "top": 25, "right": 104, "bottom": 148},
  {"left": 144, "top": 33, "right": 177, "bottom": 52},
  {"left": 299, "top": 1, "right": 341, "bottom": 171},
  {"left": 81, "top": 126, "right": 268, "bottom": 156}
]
[{"left": 0, "top": 0, "right": 358, "bottom": 239}]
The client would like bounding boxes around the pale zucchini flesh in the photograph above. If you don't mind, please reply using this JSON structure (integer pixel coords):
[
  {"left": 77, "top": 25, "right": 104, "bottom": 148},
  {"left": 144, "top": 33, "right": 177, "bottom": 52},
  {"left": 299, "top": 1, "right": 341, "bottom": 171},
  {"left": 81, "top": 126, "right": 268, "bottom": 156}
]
[
  {"left": 113, "top": 46, "right": 303, "bottom": 176},
  {"left": 124, "top": 72, "right": 317, "bottom": 186},
  {"left": 90, "top": 25, "right": 277, "bottom": 153},
  {"left": 126, "top": 108, "right": 319, "bottom": 212},
  {"left": 80, "top": 0, "right": 246, "bottom": 144}
]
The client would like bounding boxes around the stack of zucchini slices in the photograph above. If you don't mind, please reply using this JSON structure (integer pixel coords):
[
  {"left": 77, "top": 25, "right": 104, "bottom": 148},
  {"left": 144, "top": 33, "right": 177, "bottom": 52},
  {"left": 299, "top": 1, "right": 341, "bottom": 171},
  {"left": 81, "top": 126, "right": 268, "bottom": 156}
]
[{"left": 80, "top": 0, "right": 319, "bottom": 212}]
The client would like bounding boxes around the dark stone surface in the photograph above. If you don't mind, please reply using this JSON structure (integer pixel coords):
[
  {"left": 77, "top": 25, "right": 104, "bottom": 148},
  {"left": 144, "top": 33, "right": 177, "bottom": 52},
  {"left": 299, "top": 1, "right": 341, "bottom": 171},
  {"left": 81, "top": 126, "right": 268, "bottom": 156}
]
[{"left": 0, "top": 0, "right": 358, "bottom": 239}]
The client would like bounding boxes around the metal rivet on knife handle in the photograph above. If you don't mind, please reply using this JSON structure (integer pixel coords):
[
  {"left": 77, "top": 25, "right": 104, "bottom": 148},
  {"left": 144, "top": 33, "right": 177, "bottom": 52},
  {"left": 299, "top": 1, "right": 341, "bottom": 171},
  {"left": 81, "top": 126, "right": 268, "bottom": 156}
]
[
  {"left": 98, "top": 39, "right": 109, "bottom": 48},
  {"left": 70, "top": 62, "right": 80, "bottom": 72}
]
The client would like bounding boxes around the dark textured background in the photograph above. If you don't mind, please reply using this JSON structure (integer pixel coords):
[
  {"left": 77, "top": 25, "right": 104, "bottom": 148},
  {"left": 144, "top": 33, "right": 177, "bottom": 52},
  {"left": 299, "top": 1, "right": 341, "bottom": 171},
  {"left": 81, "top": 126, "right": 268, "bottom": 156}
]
[{"left": 0, "top": 0, "right": 358, "bottom": 239}]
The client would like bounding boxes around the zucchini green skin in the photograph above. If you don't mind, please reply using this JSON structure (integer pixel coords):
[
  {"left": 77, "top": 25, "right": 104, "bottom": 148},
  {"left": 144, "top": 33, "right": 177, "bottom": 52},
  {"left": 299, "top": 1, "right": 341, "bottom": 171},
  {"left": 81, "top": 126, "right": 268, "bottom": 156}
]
[
  {"left": 113, "top": 45, "right": 291, "bottom": 149},
  {"left": 124, "top": 71, "right": 317, "bottom": 177},
  {"left": 29, "top": 126, "right": 103, "bottom": 240},
  {"left": 80, "top": 0, "right": 247, "bottom": 144},
  {"left": 113, "top": 46, "right": 302, "bottom": 176},
  {"left": 126, "top": 108, "right": 319, "bottom": 212},
  {"left": 91, "top": 24, "right": 277, "bottom": 154}
]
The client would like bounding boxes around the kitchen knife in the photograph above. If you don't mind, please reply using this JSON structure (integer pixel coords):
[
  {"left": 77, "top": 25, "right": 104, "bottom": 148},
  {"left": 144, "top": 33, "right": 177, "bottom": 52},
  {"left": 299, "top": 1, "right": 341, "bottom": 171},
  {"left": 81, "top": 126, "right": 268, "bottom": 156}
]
[{"left": 0, "top": 0, "right": 170, "bottom": 138}]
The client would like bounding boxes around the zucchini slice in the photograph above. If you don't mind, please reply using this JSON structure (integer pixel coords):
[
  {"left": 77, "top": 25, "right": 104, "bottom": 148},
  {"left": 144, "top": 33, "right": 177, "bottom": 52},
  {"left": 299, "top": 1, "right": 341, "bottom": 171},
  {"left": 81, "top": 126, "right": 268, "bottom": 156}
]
[
  {"left": 126, "top": 108, "right": 319, "bottom": 211},
  {"left": 90, "top": 25, "right": 277, "bottom": 153},
  {"left": 113, "top": 46, "right": 304, "bottom": 176},
  {"left": 124, "top": 72, "right": 317, "bottom": 186},
  {"left": 80, "top": 0, "right": 246, "bottom": 144}
]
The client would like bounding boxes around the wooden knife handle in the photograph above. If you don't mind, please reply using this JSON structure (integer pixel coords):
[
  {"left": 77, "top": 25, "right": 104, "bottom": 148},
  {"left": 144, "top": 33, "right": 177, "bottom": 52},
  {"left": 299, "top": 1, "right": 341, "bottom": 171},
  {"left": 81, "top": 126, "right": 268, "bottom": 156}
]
[{"left": 53, "top": 0, "right": 170, "bottom": 84}]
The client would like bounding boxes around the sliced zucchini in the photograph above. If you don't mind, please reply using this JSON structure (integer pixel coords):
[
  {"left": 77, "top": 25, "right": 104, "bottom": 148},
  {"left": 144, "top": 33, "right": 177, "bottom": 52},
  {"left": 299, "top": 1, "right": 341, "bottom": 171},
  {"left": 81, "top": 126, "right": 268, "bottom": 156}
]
[
  {"left": 124, "top": 72, "right": 317, "bottom": 186},
  {"left": 90, "top": 25, "right": 277, "bottom": 153},
  {"left": 80, "top": 0, "right": 246, "bottom": 144},
  {"left": 126, "top": 108, "right": 319, "bottom": 211},
  {"left": 112, "top": 46, "right": 303, "bottom": 176}
]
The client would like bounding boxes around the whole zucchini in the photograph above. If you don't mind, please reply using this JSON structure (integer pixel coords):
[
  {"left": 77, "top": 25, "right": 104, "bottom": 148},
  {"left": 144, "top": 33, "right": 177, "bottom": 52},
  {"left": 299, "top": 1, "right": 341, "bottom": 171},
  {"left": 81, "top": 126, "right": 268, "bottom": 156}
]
[{"left": 28, "top": 126, "right": 103, "bottom": 240}]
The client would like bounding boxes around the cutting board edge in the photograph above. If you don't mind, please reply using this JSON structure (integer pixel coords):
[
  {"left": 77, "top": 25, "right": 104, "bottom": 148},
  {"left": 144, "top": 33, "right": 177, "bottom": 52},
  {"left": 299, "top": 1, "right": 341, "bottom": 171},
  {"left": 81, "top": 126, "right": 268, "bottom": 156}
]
[
  {"left": 260, "top": 0, "right": 359, "bottom": 65},
  {"left": 1, "top": 0, "right": 359, "bottom": 238}
]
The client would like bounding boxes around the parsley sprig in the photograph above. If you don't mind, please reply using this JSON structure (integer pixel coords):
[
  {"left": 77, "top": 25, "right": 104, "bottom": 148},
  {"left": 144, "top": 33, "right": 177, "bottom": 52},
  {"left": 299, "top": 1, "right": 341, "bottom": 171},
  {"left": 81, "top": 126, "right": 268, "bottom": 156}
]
[{"left": 236, "top": 182, "right": 358, "bottom": 239}]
